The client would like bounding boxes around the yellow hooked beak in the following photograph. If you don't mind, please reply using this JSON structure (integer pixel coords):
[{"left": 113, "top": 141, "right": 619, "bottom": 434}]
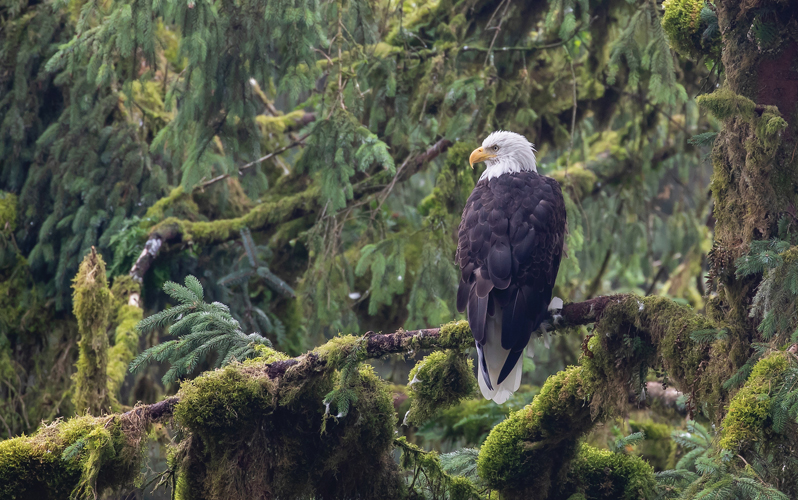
[{"left": 469, "top": 147, "right": 496, "bottom": 169}]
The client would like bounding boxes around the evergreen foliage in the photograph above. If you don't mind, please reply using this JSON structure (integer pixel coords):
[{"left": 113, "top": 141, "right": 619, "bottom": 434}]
[
  {"left": 656, "top": 421, "right": 788, "bottom": 500},
  {"left": 5, "top": 0, "right": 798, "bottom": 497},
  {"left": 216, "top": 228, "right": 294, "bottom": 347},
  {"left": 130, "top": 275, "right": 273, "bottom": 385},
  {"left": 735, "top": 217, "right": 798, "bottom": 343}
]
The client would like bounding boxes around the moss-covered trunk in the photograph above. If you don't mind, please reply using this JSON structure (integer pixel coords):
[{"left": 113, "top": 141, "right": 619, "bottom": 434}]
[{"left": 708, "top": 2, "right": 798, "bottom": 317}]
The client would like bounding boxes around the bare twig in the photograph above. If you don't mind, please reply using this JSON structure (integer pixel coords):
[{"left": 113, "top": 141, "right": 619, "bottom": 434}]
[
  {"left": 198, "top": 131, "right": 312, "bottom": 190},
  {"left": 484, "top": 0, "right": 511, "bottom": 67}
]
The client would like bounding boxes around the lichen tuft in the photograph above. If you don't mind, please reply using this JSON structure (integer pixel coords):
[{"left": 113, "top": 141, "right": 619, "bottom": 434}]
[
  {"left": 719, "top": 352, "right": 790, "bottom": 450},
  {"left": 561, "top": 443, "right": 657, "bottom": 499},
  {"left": 404, "top": 350, "right": 476, "bottom": 426}
]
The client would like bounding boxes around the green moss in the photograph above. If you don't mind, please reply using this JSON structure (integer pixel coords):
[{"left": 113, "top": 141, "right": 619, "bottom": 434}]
[
  {"left": 719, "top": 352, "right": 790, "bottom": 450},
  {"left": 72, "top": 250, "right": 113, "bottom": 415},
  {"left": 0, "top": 414, "right": 148, "bottom": 500},
  {"left": 438, "top": 320, "right": 473, "bottom": 348},
  {"left": 106, "top": 276, "right": 142, "bottom": 408},
  {"left": 586, "top": 295, "right": 728, "bottom": 416},
  {"left": 142, "top": 186, "right": 191, "bottom": 225},
  {"left": 478, "top": 366, "right": 593, "bottom": 494},
  {"left": 106, "top": 302, "right": 142, "bottom": 409},
  {"left": 477, "top": 294, "right": 728, "bottom": 495},
  {"left": 404, "top": 350, "right": 476, "bottom": 426},
  {"left": 256, "top": 110, "right": 309, "bottom": 135},
  {"left": 173, "top": 361, "right": 403, "bottom": 499},
  {"left": 755, "top": 109, "right": 788, "bottom": 149},
  {"left": 153, "top": 186, "right": 320, "bottom": 245},
  {"left": 247, "top": 344, "right": 290, "bottom": 364},
  {"left": 175, "top": 365, "right": 274, "bottom": 435},
  {"left": 0, "top": 191, "right": 17, "bottom": 234},
  {"left": 315, "top": 334, "right": 363, "bottom": 367},
  {"left": 386, "top": 0, "right": 441, "bottom": 44},
  {"left": 109, "top": 275, "right": 140, "bottom": 303},
  {"left": 561, "top": 444, "right": 657, "bottom": 499},
  {"left": 697, "top": 88, "right": 756, "bottom": 121},
  {"left": 128, "top": 80, "right": 172, "bottom": 136},
  {"left": 782, "top": 246, "right": 798, "bottom": 264},
  {"left": 661, "top": 0, "right": 703, "bottom": 58}
]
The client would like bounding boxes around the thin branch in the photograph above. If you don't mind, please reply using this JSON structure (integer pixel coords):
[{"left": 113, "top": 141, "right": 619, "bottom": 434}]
[
  {"left": 484, "top": 0, "right": 511, "bottom": 67},
  {"left": 460, "top": 18, "right": 591, "bottom": 55},
  {"left": 238, "top": 133, "right": 311, "bottom": 174}
]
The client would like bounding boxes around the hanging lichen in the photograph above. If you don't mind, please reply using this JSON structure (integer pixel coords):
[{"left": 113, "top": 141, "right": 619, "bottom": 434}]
[
  {"left": 72, "top": 248, "right": 113, "bottom": 415},
  {"left": 106, "top": 276, "right": 143, "bottom": 410}
]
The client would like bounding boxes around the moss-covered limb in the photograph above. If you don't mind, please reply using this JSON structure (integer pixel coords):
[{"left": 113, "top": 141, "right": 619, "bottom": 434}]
[
  {"left": 72, "top": 248, "right": 113, "bottom": 415},
  {"left": 171, "top": 362, "right": 405, "bottom": 499},
  {"left": 718, "top": 351, "right": 790, "bottom": 451},
  {"left": 404, "top": 350, "right": 477, "bottom": 426},
  {"left": 130, "top": 138, "right": 454, "bottom": 283},
  {"left": 561, "top": 444, "right": 657, "bottom": 499},
  {"left": 477, "top": 294, "right": 723, "bottom": 496},
  {"left": 478, "top": 365, "right": 594, "bottom": 496},
  {"left": 0, "top": 410, "right": 153, "bottom": 500},
  {"left": 106, "top": 277, "right": 143, "bottom": 410}
]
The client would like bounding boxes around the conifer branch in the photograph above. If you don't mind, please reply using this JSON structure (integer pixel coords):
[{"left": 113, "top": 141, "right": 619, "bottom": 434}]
[{"left": 130, "top": 138, "right": 453, "bottom": 282}]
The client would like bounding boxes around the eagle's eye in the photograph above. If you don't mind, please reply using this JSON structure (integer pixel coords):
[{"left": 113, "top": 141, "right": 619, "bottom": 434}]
[{"left": 492, "top": 145, "right": 499, "bottom": 152}]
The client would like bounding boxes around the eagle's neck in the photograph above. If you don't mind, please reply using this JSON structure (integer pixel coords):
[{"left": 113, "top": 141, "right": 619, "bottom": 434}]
[{"left": 479, "top": 155, "right": 537, "bottom": 181}]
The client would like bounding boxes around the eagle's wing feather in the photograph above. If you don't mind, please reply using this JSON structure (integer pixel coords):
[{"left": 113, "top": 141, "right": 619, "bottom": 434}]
[{"left": 456, "top": 173, "right": 566, "bottom": 400}]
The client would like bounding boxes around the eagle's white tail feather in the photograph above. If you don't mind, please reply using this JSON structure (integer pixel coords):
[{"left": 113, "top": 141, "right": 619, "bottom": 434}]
[{"left": 477, "top": 308, "right": 523, "bottom": 404}]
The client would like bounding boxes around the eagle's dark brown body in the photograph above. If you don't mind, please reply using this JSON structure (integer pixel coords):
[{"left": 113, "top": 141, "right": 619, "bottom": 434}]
[{"left": 455, "top": 171, "right": 566, "bottom": 399}]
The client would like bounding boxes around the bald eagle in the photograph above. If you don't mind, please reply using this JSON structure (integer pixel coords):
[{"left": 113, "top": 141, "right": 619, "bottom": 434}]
[{"left": 455, "top": 131, "right": 567, "bottom": 403}]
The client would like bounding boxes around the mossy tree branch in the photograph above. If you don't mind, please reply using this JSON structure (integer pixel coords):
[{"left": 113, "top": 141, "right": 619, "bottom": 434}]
[
  {"left": 2, "top": 293, "right": 757, "bottom": 498},
  {"left": 127, "top": 138, "right": 454, "bottom": 283},
  {"left": 34, "top": 294, "right": 692, "bottom": 429}
]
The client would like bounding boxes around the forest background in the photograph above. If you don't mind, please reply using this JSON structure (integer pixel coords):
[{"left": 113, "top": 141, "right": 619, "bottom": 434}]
[{"left": 1, "top": 0, "right": 798, "bottom": 498}]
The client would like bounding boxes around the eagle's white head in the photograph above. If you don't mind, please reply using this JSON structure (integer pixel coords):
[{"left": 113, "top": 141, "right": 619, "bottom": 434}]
[{"left": 469, "top": 131, "right": 537, "bottom": 180}]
